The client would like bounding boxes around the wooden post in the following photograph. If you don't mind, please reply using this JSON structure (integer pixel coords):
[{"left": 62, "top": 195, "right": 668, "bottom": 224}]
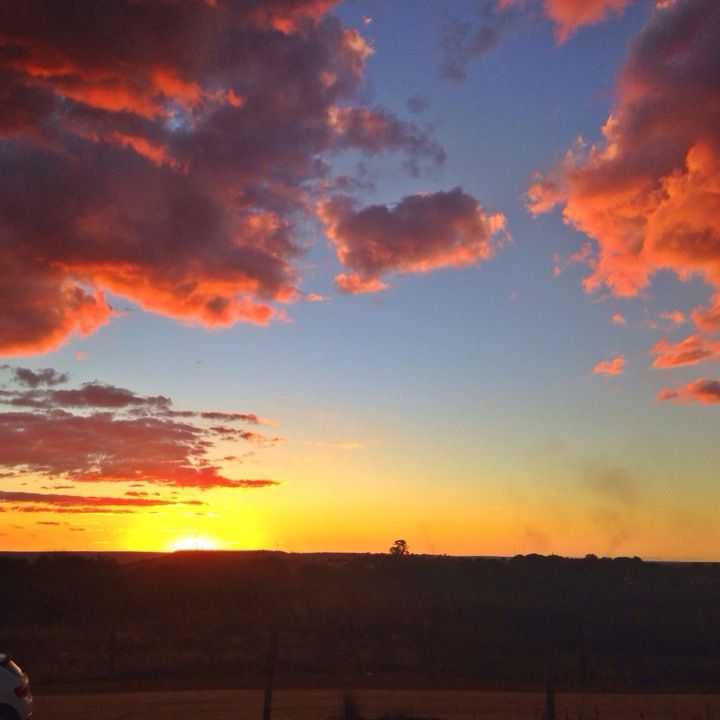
[
  {"left": 262, "top": 625, "right": 278, "bottom": 720},
  {"left": 545, "top": 650, "right": 556, "bottom": 720}
]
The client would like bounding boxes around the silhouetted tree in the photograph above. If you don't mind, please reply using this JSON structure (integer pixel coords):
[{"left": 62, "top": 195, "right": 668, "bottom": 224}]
[{"left": 389, "top": 539, "right": 409, "bottom": 555}]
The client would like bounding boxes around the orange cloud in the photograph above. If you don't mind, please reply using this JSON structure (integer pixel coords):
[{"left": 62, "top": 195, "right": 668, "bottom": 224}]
[
  {"left": 650, "top": 334, "right": 720, "bottom": 368},
  {"left": 611, "top": 313, "right": 627, "bottom": 325},
  {"left": 319, "top": 188, "right": 507, "bottom": 294},
  {"left": 528, "top": 0, "right": 720, "bottom": 359},
  {"left": 656, "top": 378, "right": 720, "bottom": 404},
  {"left": 593, "top": 356, "right": 625, "bottom": 375},
  {"left": 0, "top": 0, "right": 441, "bottom": 355},
  {"left": 500, "top": 0, "right": 632, "bottom": 41},
  {"left": 659, "top": 310, "right": 686, "bottom": 326},
  {"left": 247, "top": 0, "right": 340, "bottom": 33},
  {"left": 334, "top": 274, "right": 389, "bottom": 294},
  {"left": 0, "top": 271, "right": 115, "bottom": 356},
  {"left": 542, "top": 0, "right": 632, "bottom": 41}
]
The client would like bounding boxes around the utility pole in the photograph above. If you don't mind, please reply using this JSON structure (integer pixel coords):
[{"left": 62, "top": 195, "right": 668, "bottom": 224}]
[{"left": 545, "top": 650, "right": 556, "bottom": 720}]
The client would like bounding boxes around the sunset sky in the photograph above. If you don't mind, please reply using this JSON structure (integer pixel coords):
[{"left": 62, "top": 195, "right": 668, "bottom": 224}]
[{"left": 1, "top": 0, "right": 719, "bottom": 560}]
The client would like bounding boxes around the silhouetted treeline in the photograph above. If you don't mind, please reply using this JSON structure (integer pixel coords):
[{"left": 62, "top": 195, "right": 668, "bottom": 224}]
[{"left": 1, "top": 551, "right": 719, "bottom": 690}]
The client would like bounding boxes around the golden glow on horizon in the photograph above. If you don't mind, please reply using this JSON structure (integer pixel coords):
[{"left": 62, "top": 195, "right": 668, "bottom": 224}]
[
  {"left": 117, "top": 497, "right": 270, "bottom": 552},
  {"left": 2, "top": 455, "right": 719, "bottom": 560},
  {"left": 168, "top": 534, "right": 220, "bottom": 552},
  {"left": 1, "top": 493, "right": 719, "bottom": 560}
]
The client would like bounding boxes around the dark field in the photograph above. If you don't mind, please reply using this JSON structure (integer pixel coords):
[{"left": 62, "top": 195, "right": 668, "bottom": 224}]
[
  {"left": 2, "top": 551, "right": 720, "bottom": 698},
  {"left": 34, "top": 689, "right": 720, "bottom": 720}
]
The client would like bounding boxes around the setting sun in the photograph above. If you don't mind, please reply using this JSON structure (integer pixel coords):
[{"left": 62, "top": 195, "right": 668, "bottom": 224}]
[{"left": 168, "top": 535, "right": 220, "bottom": 552}]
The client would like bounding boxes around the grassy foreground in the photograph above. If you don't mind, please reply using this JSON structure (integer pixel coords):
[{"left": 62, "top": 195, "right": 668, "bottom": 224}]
[{"left": 34, "top": 689, "right": 720, "bottom": 720}]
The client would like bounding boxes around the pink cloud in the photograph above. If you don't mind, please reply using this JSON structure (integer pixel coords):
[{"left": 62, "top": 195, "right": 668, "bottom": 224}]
[
  {"left": 552, "top": 242, "right": 593, "bottom": 276},
  {"left": 659, "top": 310, "right": 686, "bottom": 326},
  {"left": 334, "top": 274, "right": 389, "bottom": 294},
  {"left": 199, "top": 411, "right": 277, "bottom": 426},
  {"left": 611, "top": 313, "right": 627, "bottom": 325},
  {"left": 528, "top": 0, "right": 720, "bottom": 356},
  {"left": 0, "top": 411, "right": 278, "bottom": 489},
  {"left": 650, "top": 333, "right": 720, "bottom": 368},
  {"left": 318, "top": 188, "right": 507, "bottom": 294},
  {"left": 500, "top": 0, "right": 632, "bottom": 41},
  {"left": 0, "top": 0, "right": 441, "bottom": 355},
  {"left": 643, "top": 310, "right": 688, "bottom": 331},
  {"left": 543, "top": 0, "right": 632, "bottom": 41},
  {"left": 656, "top": 378, "right": 720, "bottom": 404},
  {"left": 593, "top": 356, "right": 625, "bottom": 375},
  {"left": 0, "top": 366, "right": 281, "bottom": 490}
]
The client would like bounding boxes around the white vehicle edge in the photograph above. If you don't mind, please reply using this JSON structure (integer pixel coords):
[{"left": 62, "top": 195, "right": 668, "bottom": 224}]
[{"left": 0, "top": 654, "right": 33, "bottom": 720}]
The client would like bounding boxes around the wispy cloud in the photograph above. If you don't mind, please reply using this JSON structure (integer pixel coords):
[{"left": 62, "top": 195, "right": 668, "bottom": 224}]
[
  {"left": 650, "top": 334, "right": 720, "bottom": 368},
  {"left": 439, "top": 0, "right": 632, "bottom": 81},
  {"left": 0, "top": 366, "right": 281, "bottom": 490},
  {"left": 306, "top": 440, "right": 366, "bottom": 450},
  {"left": 552, "top": 242, "right": 593, "bottom": 277},
  {"left": 657, "top": 378, "right": 720, "bottom": 404},
  {"left": 659, "top": 311, "right": 686, "bottom": 327},
  {"left": 0, "top": 490, "right": 202, "bottom": 509},
  {"left": 439, "top": 1, "right": 520, "bottom": 81},
  {"left": 0, "top": 366, "right": 70, "bottom": 388},
  {"left": 199, "top": 411, "right": 278, "bottom": 426},
  {"left": 593, "top": 356, "right": 625, "bottom": 375}
]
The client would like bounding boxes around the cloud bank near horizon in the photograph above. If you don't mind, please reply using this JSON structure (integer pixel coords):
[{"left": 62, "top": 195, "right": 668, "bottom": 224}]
[{"left": 0, "top": 366, "right": 280, "bottom": 507}]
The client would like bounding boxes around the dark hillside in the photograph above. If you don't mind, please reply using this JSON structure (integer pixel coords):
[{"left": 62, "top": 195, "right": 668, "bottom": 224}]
[{"left": 2, "top": 552, "right": 719, "bottom": 692}]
